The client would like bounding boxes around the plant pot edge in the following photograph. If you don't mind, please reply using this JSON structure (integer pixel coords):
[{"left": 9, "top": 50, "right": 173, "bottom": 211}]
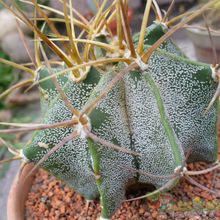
[
  {"left": 184, "top": 26, "right": 220, "bottom": 63},
  {"left": 7, "top": 163, "right": 37, "bottom": 220},
  {"left": 185, "top": 27, "right": 220, "bottom": 50}
]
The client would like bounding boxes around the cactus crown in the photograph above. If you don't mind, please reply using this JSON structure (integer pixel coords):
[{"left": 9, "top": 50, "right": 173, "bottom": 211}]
[{"left": 0, "top": 0, "right": 220, "bottom": 219}]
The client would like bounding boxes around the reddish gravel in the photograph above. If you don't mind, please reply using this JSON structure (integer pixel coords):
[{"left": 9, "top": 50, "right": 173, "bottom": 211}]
[{"left": 25, "top": 153, "right": 220, "bottom": 220}]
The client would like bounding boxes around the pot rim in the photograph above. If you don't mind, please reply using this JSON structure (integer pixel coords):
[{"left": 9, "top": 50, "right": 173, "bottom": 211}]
[
  {"left": 183, "top": 5, "right": 220, "bottom": 37},
  {"left": 186, "top": 27, "right": 220, "bottom": 37},
  {"left": 7, "top": 163, "right": 37, "bottom": 220}
]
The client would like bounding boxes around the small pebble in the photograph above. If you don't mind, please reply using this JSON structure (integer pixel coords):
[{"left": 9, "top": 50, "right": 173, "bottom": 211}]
[
  {"left": 139, "top": 207, "right": 145, "bottom": 214},
  {"left": 25, "top": 153, "right": 220, "bottom": 220},
  {"left": 151, "top": 210, "right": 158, "bottom": 219}
]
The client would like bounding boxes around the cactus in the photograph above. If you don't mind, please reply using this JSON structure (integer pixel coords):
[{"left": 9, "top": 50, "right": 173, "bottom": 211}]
[{"left": 0, "top": 0, "right": 220, "bottom": 219}]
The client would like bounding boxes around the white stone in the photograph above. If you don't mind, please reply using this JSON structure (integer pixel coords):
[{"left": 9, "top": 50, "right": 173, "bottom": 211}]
[
  {"left": 0, "top": 9, "right": 27, "bottom": 39},
  {"left": 1, "top": 32, "right": 34, "bottom": 63},
  {"left": 0, "top": 9, "right": 17, "bottom": 39}
]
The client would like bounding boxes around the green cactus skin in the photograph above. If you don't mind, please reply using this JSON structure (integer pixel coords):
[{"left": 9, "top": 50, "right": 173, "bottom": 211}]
[{"left": 22, "top": 23, "right": 218, "bottom": 219}]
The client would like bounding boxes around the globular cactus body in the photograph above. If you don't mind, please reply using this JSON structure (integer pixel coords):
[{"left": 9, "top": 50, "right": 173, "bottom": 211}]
[{"left": 21, "top": 23, "right": 218, "bottom": 218}]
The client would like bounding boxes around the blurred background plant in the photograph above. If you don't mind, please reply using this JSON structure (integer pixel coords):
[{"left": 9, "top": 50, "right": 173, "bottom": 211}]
[{"left": 0, "top": 52, "right": 14, "bottom": 111}]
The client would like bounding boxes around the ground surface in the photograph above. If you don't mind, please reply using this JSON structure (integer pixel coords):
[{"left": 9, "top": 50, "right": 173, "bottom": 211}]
[{"left": 25, "top": 156, "right": 220, "bottom": 220}]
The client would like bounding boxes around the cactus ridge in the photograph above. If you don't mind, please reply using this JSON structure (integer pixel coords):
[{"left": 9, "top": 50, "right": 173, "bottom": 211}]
[
  {"left": 20, "top": 23, "right": 218, "bottom": 218},
  {"left": 24, "top": 67, "right": 101, "bottom": 199}
]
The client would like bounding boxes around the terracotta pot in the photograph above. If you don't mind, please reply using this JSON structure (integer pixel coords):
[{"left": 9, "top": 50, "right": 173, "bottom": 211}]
[{"left": 7, "top": 163, "right": 37, "bottom": 220}]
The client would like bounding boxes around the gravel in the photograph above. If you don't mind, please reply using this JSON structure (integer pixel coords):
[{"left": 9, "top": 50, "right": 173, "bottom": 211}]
[{"left": 25, "top": 152, "right": 220, "bottom": 220}]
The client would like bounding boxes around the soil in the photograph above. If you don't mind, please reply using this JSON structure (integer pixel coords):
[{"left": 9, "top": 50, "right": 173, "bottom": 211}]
[{"left": 25, "top": 152, "right": 220, "bottom": 220}]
